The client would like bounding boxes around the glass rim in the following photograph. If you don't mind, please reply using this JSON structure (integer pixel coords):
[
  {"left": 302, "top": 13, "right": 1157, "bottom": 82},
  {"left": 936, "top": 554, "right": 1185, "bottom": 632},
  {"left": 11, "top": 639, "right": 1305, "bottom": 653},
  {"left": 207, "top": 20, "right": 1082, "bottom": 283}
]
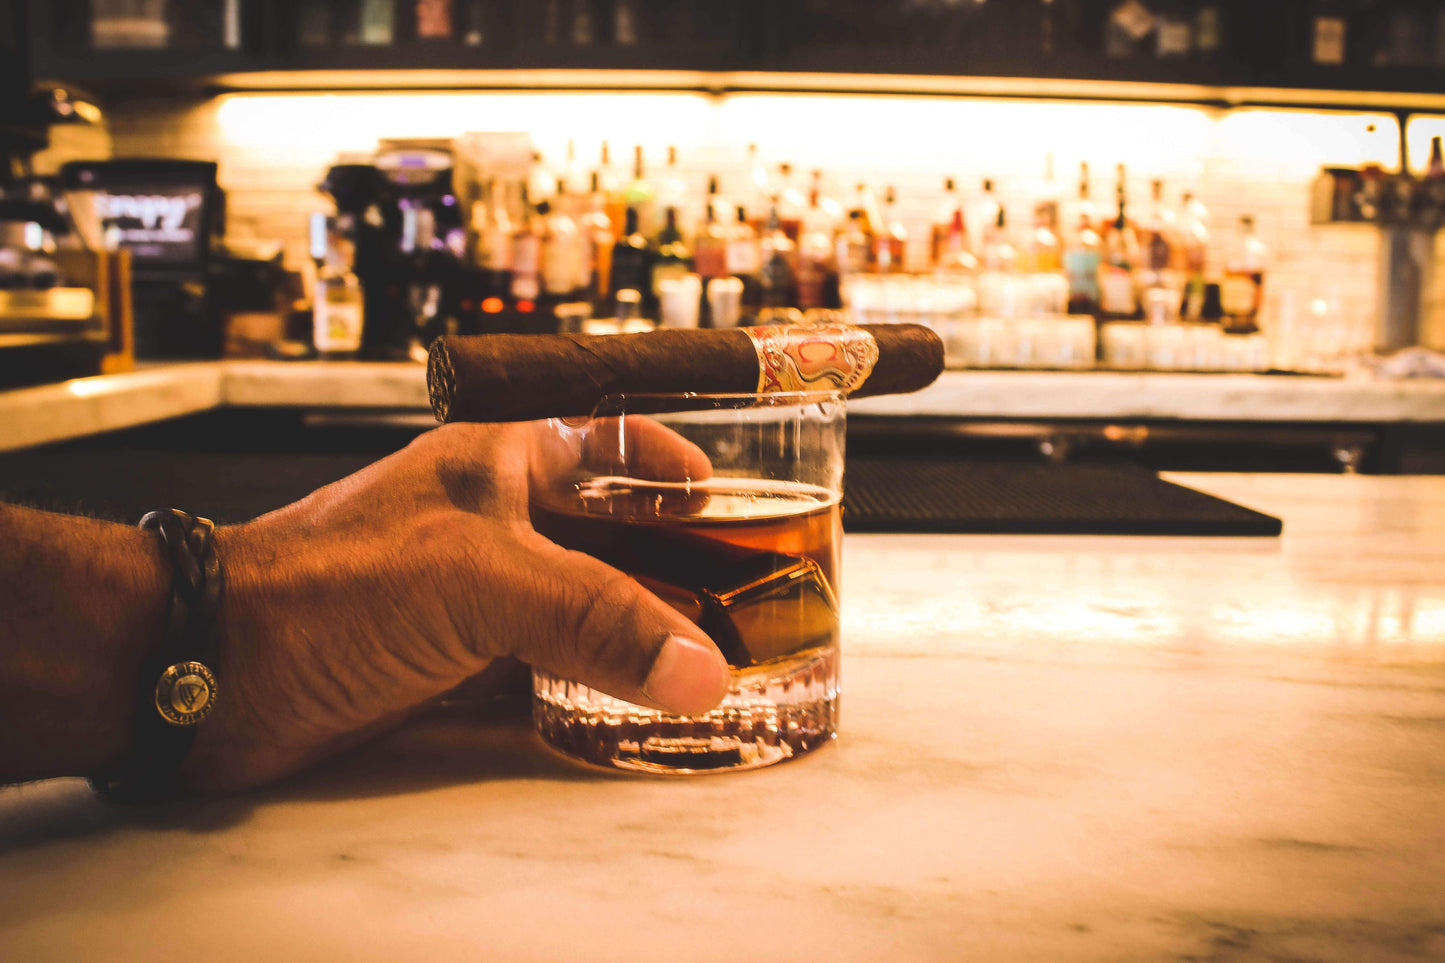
[{"left": 594, "top": 389, "right": 845, "bottom": 409}]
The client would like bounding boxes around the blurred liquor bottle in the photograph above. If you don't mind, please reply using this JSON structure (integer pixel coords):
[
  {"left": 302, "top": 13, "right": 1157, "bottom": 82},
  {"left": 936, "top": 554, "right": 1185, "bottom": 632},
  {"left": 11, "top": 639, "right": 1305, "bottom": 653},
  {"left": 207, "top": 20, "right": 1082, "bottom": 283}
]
[{"left": 1063, "top": 164, "right": 1103, "bottom": 317}]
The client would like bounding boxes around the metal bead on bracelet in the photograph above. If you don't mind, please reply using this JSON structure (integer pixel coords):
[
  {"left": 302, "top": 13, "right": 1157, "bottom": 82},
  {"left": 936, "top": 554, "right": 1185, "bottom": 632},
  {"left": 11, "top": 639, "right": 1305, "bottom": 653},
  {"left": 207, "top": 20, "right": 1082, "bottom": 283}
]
[{"left": 90, "top": 510, "right": 223, "bottom": 803}]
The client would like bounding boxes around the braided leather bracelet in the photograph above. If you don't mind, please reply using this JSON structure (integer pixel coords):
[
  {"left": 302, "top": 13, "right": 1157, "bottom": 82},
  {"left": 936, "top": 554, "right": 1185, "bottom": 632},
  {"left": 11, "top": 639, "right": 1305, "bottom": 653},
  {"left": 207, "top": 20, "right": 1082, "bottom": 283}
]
[{"left": 90, "top": 510, "right": 223, "bottom": 803}]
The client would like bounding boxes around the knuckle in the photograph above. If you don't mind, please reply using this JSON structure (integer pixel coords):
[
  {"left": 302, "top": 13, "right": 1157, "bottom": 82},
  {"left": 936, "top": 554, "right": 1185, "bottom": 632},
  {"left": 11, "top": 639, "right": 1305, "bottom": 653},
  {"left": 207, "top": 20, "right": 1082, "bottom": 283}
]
[{"left": 563, "top": 564, "right": 651, "bottom": 678}]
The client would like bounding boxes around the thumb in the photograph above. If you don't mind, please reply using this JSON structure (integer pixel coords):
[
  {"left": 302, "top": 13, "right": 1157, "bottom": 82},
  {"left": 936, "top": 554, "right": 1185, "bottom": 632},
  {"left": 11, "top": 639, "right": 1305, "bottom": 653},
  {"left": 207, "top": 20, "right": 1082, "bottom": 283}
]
[{"left": 513, "top": 548, "right": 733, "bottom": 716}]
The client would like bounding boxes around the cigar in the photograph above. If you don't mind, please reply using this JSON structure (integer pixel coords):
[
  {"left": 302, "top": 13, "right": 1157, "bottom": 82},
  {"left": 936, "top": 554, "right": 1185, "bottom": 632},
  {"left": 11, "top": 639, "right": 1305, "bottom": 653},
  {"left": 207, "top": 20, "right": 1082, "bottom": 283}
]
[{"left": 428, "top": 322, "right": 944, "bottom": 423}]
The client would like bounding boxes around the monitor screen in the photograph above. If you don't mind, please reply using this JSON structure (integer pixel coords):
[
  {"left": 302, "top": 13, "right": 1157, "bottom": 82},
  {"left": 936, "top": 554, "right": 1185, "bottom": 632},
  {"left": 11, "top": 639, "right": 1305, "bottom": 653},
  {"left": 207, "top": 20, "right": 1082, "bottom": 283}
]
[{"left": 61, "top": 160, "right": 219, "bottom": 273}]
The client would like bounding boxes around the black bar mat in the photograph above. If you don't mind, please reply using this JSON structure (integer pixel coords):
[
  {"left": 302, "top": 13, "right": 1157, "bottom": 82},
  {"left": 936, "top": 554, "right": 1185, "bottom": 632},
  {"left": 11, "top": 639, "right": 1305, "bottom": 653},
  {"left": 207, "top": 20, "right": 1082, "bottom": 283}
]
[{"left": 842, "top": 458, "right": 1282, "bottom": 536}]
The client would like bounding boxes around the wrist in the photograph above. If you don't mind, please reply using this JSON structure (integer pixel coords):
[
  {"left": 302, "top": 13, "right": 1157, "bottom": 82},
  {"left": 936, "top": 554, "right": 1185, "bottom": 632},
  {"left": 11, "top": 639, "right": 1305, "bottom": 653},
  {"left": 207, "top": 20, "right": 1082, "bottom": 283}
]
[{"left": 91, "top": 511, "right": 226, "bottom": 801}]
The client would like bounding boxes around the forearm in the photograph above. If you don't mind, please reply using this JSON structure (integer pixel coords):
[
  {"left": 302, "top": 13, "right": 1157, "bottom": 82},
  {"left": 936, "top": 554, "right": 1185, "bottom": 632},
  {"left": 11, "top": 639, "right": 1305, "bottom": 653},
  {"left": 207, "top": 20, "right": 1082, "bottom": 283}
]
[{"left": 0, "top": 502, "right": 168, "bottom": 784}]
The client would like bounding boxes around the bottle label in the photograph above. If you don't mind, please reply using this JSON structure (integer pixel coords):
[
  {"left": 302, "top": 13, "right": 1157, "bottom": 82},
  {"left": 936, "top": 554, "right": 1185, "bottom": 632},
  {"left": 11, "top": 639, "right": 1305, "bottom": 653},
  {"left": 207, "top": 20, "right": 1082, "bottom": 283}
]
[
  {"left": 726, "top": 239, "right": 760, "bottom": 275},
  {"left": 746, "top": 322, "right": 879, "bottom": 395},
  {"left": 1099, "top": 267, "right": 1136, "bottom": 315},
  {"left": 1221, "top": 275, "right": 1259, "bottom": 316},
  {"left": 314, "top": 289, "right": 363, "bottom": 353},
  {"left": 1063, "top": 250, "right": 1102, "bottom": 300}
]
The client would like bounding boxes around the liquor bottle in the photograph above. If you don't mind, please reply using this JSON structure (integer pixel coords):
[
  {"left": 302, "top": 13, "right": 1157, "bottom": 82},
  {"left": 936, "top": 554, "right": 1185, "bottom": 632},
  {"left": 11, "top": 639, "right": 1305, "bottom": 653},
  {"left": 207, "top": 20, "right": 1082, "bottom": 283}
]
[
  {"left": 1135, "top": 180, "right": 1181, "bottom": 323},
  {"left": 509, "top": 188, "right": 542, "bottom": 302},
  {"left": 930, "top": 178, "right": 963, "bottom": 267},
  {"left": 935, "top": 204, "right": 978, "bottom": 276},
  {"left": 1222, "top": 215, "right": 1267, "bottom": 334},
  {"left": 836, "top": 210, "right": 873, "bottom": 281},
  {"left": 598, "top": 141, "right": 624, "bottom": 230},
  {"left": 609, "top": 206, "right": 654, "bottom": 315},
  {"left": 579, "top": 171, "right": 615, "bottom": 304},
  {"left": 540, "top": 188, "right": 587, "bottom": 299},
  {"left": 874, "top": 187, "right": 908, "bottom": 273},
  {"left": 969, "top": 179, "right": 1001, "bottom": 255},
  {"left": 658, "top": 145, "right": 688, "bottom": 224},
  {"left": 310, "top": 212, "right": 365, "bottom": 358},
  {"left": 693, "top": 177, "right": 730, "bottom": 281},
  {"left": 725, "top": 205, "right": 763, "bottom": 315},
  {"left": 811, "top": 170, "right": 845, "bottom": 223},
  {"left": 797, "top": 182, "right": 839, "bottom": 310},
  {"left": 473, "top": 177, "right": 514, "bottom": 279},
  {"left": 758, "top": 198, "right": 798, "bottom": 309},
  {"left": 1099, "top": 166, "right": 1140, "bottom": 320},
  {"left": 725, "top": 205, "right": 762, "bottom": 278},
  {"left": 776, "top": 163, "right": 806, "bottom": 242},
  {"left": 1021, "top": 153, "right": 1062, "bottom": 274},
  {"left": 651, "top": 206, "right": 694, "bottom": 299},
  {"left": 981, "top": 206, "right": 1018, "bottom": 274},
  {"left": 625, "top": 145, "right": 656, "bottom": 236},
  {"left": 527, "top": 151, "right": 557, "bottom": 213},
  {"left": 1063, "top": 173, "right": 1103, "bottom": 317},
  {"left": 1026, "top": 198, "right": 1063, "bottom": 274},
  {"left": 1310, "top": 0, "right": 1350, "bottom": 65},
  {"left": 746, "top": 143, "right": 770, "bottom": 227},
  {"left": 850, "top": 182, "right": 882, "bottom": 239},
  {"left": 558, "top": 139, "right": 583, "bottom": 209},
  {"left": 1424, "top": 136, "right": 1445, "bottom": 221},
  {"left": 1178, "top": 191, "right": 1211, "bottom": 319},
  {"left": 1141, "top": 179, "right": 1177, "bottom": 277}
]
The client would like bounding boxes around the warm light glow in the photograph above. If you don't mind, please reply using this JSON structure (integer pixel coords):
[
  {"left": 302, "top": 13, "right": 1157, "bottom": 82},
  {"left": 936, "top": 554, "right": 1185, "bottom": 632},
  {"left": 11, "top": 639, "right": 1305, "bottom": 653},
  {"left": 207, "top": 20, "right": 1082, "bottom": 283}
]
[
  {"left": 718, "top": 93, "right": 1216, "bottom": 181},
  {"left": 65, "top": 376, "right": 119, "bottom": 398},
  {"left": 1211, "top": 109, "right": 1401, "bottom": 177},
  {"left": 215, "top": 90, "right": 716, "bottom": 162},
  {"left": 213, "top": 88, "right": 1432, "bottom": 192}
]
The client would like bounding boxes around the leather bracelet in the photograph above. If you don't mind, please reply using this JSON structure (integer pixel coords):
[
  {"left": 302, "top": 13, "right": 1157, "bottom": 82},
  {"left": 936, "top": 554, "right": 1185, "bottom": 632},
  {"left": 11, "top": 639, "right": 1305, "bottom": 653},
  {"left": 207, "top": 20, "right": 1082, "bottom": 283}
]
[{"left": 90, "top": 510, "right": 223, "bottom": 803}]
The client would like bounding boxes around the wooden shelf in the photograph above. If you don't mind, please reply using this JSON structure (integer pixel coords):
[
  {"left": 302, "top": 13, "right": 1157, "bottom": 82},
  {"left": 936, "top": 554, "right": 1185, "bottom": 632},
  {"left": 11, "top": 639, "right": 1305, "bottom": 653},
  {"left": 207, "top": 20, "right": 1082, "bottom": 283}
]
[{"left": 175, "top": 67, "right": 1445, "bottom": 116}]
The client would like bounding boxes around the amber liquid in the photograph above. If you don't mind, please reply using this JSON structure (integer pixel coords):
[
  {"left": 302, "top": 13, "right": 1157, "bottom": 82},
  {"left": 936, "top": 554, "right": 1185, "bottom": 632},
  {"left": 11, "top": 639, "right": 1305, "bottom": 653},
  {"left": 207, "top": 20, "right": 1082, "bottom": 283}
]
[{"left": 530, "top": 478, "right": 841, "bottom": 773}]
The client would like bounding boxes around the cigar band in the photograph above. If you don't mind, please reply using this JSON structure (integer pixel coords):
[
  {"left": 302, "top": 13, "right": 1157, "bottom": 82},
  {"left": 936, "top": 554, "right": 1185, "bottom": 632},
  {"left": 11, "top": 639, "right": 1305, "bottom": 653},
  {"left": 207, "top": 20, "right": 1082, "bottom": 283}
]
[{"left": 745, "top": 322, "right": 880, "bottom": 395}]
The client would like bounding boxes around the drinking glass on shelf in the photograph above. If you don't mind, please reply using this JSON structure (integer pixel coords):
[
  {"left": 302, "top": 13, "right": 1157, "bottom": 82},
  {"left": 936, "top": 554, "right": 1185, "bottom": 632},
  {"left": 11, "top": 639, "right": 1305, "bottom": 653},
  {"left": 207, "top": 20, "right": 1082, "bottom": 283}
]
[{"left": 528, "top": 391, "right": 845, "bottom": 774}]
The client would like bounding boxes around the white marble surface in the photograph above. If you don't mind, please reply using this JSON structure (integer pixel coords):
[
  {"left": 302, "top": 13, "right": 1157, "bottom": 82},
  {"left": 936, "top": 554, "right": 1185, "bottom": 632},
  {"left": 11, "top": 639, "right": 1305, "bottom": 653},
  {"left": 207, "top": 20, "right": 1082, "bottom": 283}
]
[
  {"left": 2, "top": 473, "right": 1444, "bottom": 962},
  {"left": 849, "top": 369, "right": 1445, "bottom": 422},
  {"left": 219, "top": 360, "right": 432, "bottom": 410},
  {"left": 0, "top": 364, "right": 224, "bottom": 453},
  {"left": 6, "top": 364, "right": 1445, "bottom": 453}
]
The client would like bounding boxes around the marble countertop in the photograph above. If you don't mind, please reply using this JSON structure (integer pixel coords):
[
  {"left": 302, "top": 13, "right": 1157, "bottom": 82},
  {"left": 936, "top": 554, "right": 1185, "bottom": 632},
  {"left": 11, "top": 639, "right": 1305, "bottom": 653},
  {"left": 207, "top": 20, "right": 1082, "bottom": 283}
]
[
  {"left": 5, "top": 362, "right": 1445, "bottom": 453},
  {"left": 3, "top": 473, "right": 1444, "bottom": 962}
]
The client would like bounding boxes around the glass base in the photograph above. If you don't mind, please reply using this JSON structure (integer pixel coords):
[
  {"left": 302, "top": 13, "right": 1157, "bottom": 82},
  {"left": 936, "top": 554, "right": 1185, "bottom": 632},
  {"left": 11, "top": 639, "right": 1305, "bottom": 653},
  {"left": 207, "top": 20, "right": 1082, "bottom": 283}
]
[{"left": 533, "top": 646, "right": 839, "bottom": 774}]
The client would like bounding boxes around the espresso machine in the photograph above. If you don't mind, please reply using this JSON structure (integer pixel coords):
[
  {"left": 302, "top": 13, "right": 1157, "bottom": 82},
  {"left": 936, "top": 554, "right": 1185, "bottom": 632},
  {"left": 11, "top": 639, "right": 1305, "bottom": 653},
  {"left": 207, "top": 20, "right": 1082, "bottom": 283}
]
[
  {"left": 0, "top": 86, "right": 112, "bottom": 386},
  {"left": 321, "top": 144, "right": 471, "bottom": 360},
  {"left": 318, "top": 133, "right": 550, "bottom": 357}
]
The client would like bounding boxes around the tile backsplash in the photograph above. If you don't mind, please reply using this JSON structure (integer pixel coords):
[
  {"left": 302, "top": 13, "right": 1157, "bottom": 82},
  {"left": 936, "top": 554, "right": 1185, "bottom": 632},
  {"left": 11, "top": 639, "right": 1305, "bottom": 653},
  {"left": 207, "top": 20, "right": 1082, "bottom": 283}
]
[{"left": 43, "top": 90, "right": 1445, "bottom": 348}]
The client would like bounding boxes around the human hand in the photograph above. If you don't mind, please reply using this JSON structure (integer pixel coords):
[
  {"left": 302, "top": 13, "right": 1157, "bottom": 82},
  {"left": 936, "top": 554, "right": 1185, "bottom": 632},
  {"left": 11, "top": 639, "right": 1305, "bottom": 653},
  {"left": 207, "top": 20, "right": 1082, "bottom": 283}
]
[{"left": 186, "top": 421, "right": 730, "bottom": 793}]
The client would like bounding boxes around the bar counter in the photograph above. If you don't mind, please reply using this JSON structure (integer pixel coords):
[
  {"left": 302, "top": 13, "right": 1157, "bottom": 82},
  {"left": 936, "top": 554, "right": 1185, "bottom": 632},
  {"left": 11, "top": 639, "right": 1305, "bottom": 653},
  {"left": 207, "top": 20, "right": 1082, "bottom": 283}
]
[
  {"left": 2, "top": 473, "right": 1443, "bottom": 961},
  {"left": 4, "top": 362, "right": 1445, "bottom": 453}
]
